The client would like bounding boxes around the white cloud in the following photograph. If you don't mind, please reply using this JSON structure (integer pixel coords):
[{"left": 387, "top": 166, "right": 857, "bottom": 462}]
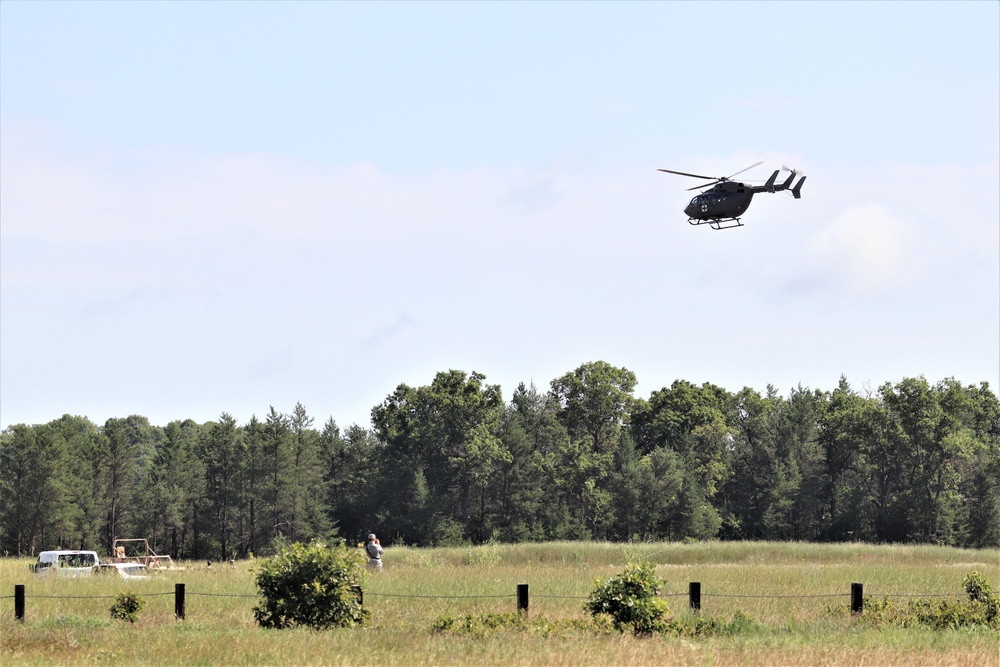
[
  {"left": 882, "top": 161, "right": 999, "bottom": 262},
  {"left": 3, "top": 128, "right": 996, "bottom": 294},
  {"left": 804, "top": 203, "right": 923, "bottom": 297}
]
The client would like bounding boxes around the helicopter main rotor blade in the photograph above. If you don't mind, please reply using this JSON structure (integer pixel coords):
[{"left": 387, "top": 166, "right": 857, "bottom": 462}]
[
  {"left": 657, "top": 168, "right": 717, "bottom": 180},
  {"left": 687, "top": 180, "right": 720, "bottom": 191},
  {"left": 724, "top": 161, "right": 765, "bottom": 180}
]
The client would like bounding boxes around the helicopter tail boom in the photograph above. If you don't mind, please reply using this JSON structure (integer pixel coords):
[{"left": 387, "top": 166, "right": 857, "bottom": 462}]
[{"left": 792, "top": 176, "right": 806, "bottom": 199}]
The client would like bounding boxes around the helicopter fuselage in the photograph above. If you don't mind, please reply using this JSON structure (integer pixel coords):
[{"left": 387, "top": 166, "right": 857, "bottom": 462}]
[{"left": 684, "top": 182, "right": 755, "bottom": 222}]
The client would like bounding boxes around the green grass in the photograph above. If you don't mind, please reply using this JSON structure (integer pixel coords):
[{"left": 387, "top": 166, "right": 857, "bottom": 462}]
[{"left": 1, "top": 541, "right": 997, "bottom": 665}]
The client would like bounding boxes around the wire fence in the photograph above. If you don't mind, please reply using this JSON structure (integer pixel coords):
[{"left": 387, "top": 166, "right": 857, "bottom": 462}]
[
  {"left": 7, "top": 589, "right": 965, "bottom": 601},
  {"left": 8, "top": 580, "right": 966, "bottom": 624},
  {"left": 704, "top": 592, "right": 845, "bottom": 599},
  {"left": 368, "top": 592, "right": 513, "bottom": 599}
]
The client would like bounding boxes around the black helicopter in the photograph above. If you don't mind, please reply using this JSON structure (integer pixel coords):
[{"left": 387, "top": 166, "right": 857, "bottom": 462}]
[{"left": 658, "top": 162, "right": 805, "bottom": 229}]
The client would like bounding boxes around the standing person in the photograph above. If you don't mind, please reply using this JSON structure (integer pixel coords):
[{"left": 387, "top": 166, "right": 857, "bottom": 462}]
[{"left": 365, "top": 534, "right": 383, "bottom": 571}]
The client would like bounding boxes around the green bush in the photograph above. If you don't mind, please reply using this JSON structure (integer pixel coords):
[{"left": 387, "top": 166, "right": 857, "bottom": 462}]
[
  {"left": 586, "top": 562, "right": 667, "bottom": 635},
  {"left": 963, "top": 571, "right": 997, "bottom": 618},
  {"left": 109, "top": 592, "right": 144, "bottom": 624},
  {"left": 853, "top": 572, "right": 999, "bottom": 630},
  {"left": 253, "top": 541, "right": 369, "bottom": 630}
]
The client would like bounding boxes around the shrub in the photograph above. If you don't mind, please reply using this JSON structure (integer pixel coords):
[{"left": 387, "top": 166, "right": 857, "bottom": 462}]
[
  {"left": 851, "top": 572, "right": 999, "bottom": 630},
  {"left": 253, "top": 541, "right": 369, "bottom": 630},
  {"left": 109, "top": 592, "right": 144, "bottom": 624},
  {"left": 586, "top": 562, "right": 667, "bottom": 635},
  {"left": 963, "top": 571, "right": 997, "bottom": 617}
]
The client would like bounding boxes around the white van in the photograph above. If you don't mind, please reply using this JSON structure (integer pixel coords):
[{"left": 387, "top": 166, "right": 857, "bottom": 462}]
[{"left": 32, "top": 550, "right": 100, "bottom": 577}]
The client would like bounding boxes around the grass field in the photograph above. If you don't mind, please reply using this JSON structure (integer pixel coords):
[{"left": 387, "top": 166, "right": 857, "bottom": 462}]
[{"left": 1, "top": 541, "right": 998, "bottom": 665}]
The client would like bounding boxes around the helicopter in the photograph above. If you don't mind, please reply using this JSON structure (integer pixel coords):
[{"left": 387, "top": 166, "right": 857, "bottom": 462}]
[{"left": 658, "top": 161, "right": 806, "bottom": 230}]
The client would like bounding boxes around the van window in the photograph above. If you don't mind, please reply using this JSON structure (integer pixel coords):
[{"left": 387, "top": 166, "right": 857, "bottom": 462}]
[{"left": 59, "top": 553, "right": 97, "bottom": 568}]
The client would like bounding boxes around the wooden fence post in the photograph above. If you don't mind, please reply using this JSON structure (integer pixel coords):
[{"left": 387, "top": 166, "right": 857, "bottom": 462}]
[
  {"left": 689, "top": 581, "right": 701, "bottom": 612},
  {"left": 15, "top": 584, "right": 25, "bottom": 622},
  {"left": 517, "top": 583, "right": 529, "bottom": 616},
  {"left": 851, "top": 582, "right": 863, "bottom": 615},
  {"left": 175, "top": 583, "right": 185, "bottom": 620}
]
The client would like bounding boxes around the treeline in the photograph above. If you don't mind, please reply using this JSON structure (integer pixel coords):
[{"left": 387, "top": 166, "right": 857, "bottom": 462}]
[{"left": 2, "top": 362, "right": 998, "bottom": 558}]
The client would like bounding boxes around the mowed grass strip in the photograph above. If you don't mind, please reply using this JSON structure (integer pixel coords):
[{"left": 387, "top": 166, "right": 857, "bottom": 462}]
[{"left": 1, "top": 541, "right": 998, "bottom": 666}]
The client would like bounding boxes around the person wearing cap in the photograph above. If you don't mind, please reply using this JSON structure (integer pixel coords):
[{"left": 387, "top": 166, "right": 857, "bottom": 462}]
[{"left": 365, "top": 534, "right": 383, "bottom": 571}]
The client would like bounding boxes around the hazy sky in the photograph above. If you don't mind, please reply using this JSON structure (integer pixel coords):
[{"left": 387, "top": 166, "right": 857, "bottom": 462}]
[{"left": 2, "top": 2, "right": 998, "bottom": 431}]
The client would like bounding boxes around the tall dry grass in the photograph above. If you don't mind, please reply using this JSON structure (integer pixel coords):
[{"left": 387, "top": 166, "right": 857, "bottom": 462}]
[{"left": 1, "top": 541, "right": 997, "bottom": 665}]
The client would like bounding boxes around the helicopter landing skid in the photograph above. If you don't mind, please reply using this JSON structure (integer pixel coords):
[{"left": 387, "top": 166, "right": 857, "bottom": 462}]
[{"left": 688, "top": 217, "right": 743, "bottom": 230}]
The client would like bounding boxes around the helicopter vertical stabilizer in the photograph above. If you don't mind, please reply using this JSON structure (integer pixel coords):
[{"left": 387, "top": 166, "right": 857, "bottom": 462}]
[
  {"left": 792, "top": 176, "right": 806, "bottom": 199},
  {"left": 777, "top": 172, "right": 795, "bottom": 191},
  {"left": 764, "top": 170, "right": 779, "bottom": 192}
]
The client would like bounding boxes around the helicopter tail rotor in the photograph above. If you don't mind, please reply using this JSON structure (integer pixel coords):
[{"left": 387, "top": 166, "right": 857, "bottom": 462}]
[
  {"left": 779, "top": 165, "right": 807, "bottom": 198},
  {"left": 774, "top": 165, "right": 805, "bottom": 193}
]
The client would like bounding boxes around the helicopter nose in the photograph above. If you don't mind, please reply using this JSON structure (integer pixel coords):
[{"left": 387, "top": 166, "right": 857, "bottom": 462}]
[{"left": 684, "top": 202, "right": 699, "bottom": 218}]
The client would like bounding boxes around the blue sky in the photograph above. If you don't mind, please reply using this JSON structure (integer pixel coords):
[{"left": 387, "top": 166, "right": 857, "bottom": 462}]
[{"left": 2, "top": 1, "right": 998, "bottom": 430}]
